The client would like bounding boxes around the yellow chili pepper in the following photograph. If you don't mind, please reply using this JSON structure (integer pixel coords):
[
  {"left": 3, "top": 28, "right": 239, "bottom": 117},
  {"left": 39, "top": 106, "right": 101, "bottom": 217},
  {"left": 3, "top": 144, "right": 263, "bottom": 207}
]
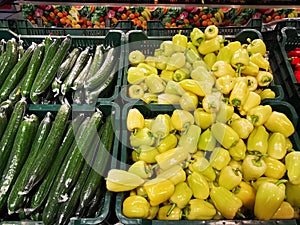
[
  {"left": 127, "top": 108, "right": 145, "bottom": 132},
  {"left": 179, "top": 79, "right": 206, "bottom": 97},
  {"left": 250, "top": 52, "right": 270, "bottom": 71}
]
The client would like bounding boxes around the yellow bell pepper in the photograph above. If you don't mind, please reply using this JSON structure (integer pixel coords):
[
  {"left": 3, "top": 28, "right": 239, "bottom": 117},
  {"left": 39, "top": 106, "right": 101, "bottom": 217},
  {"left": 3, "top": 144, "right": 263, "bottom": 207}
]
[
  {"left": 178, "top": 124, "right": 201, "bottom": 154},
  {"left": 160, "top": 70, "right": 174, "bottom": 81},
  {"left": 228, "top": 139, "right": 247, "bottom": 161},
  {"left": 202, "top": 92, "right": 222, "bottom": 113},
  {"left": 164, "top": 80, "right": 186, "bottom": 96},
  {"left": 135, "top": 145, "right": 160, "bottom": 164},
  {"left": 106, "top": 169, "right": 144, "bottom": 192},
  {"left": 217, "top": 45, "right": 232, "bottom": 64},
  {"left": 129, "top": 128, "right": 155, "bottom": 147},
  {"left": 157, "top": 93, "right": 180, "bottom": 104},
  {"left": 127, "top": 108, "right": 144, "bottom": 132},
  {"left": 285, "top": 151, "right": 300, "bottom": 185},
  {"left": 157, "top": 204, "right": 182, "bottom": 220},
  {"left": 247, "top": 38, "right": 267, "bottom": 56},
  {"left": 272, "top": 201, "right": 295, "bottom": 219},
  {"left": 142, "top": 93, "right": 158, "bottom": 104},
  {"left": 157, "top": 133, "right": 178, "bottom": 153},
  {"left": 229, "top": 77, "right": 249, "bottom": 107},
  {"left": 227, "top": 41, "right": 242, "bottom": 55},
  {"left": 147, "top": 206, "right": 159, "bottom": 220},
  {"left": 215, "top": 75, "right": 236, "bottom": 95},
  {"left": 191, "top": 156, "right": 216, "bottom": 181},
  {"left": 179, "top": 79, "right": 206, "bottom": 97},
  {"left": 247, "top": 125, "right": 269, "bottom": 154},
  {"left": 194, "top": 108, "right": 216, "bottom": 130},
  {"left": 250, "top": 52, "right": 270, "bottom": 71},
  {"left": 211, "top": 122, "right": 240, "bottom": 149},
  {"left": 209, "top": 147, "right": 231, "bottom": 170},
  {"left": 264, "top": 156, "right": 286, "bottom": 180},
  {"left": 241, "top": 154, "right": 267, "bottom": 181},
  {"left": 172, "top": 31, "right": 188, "bottom": 51},
  {"left": 171, "top": 109, "right": 194, "bottom": 132},
  {"left": 197, "top": 128, "right": 217, "bottom": 152},
  {"left": 190, "top": 27, "right": 205, "bottom": 47},
  {"left": 203, "top": 52, "right": 217, "bottom": 70},
  {"left": 170, "top": 182, "right": 193, "bottom": 209},
  {"left": 212, "top": 60, "right": 236, "bottom": 77},
  {"left": 122, "top": 195, "right": 150, "bottom": 218},
  {"left": 239, "top": 91, "right": 261, "bottom": 116},
  {"left": 156, "top": 165, "right": 186, "bottom": 185},
  {"left": 246, "top": 75, "right": 258, "bottom": 91},
  {"left": 241, "top": 62, "right": 259, "bottom": 76},
  {"left": 246, "top": 105, "right": 272, "bottom": 126},
  {"left": 190, "top": 66, "right": 215, "bottom": 87},
  {"left": 128, "top": 160, "right": 153, "bottom": 179},
  {"left": 127, "top": 67, "right": 146, "bottom": 85},
  {"left": 179, "top": 91, "right": 199, "bottom": 112},
  {"left": 229, "top": 118, "right": 254, "bottom": 139},
  {"left": 256, "top": 71, "right": 273, "bottom": 87},
  {"left": 267, "top": 132, "right": 287, "bottom": 160},
  {"left": 198, "top": 37, "right": 221, "bottom": 55},
  {"left": 259, "top": 88, "right": 276, "bottom": 100},
  {"left": 233, "top": 181, "right": 256, "bottom": 210},
  {"left": 216, "top": 102, "right": 234, "bottom": 123},
  {"left": 145, "top": 74, "right": 166, "bottom": 94},
  {"left": 187, "top": 171, "right": 210, "bottom": 200},
  {"left": 218, "top": 165, "right": 242, "bottom": 190},
  {"left": 155, "top": 147, "right": 190, "bottom": 171},
  {"left": 137, "top": 62, "right": 158, "bottom": 76},
  {"left": 184, "top": 199, "right": 216, "bottom": 220},
  {"left": 151, "top": 114, "right": 170, "bottom": 140},
  {"left": 144, "top": 178, "right": 175, "bottom": 206},
  {"left": 264, "top": 111, "right": 295, "bottom": 137}
]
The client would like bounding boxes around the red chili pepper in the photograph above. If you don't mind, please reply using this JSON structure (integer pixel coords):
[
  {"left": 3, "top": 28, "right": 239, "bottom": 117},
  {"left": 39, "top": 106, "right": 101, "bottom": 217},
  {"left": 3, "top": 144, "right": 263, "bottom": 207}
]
[
  {"left": 295, "top": 63, "right": 300, "bottom": 71},
  {"left": 290, "top": 57, "right": 300, "bottom": 65},
  {"left": 294, "top": 71, "right": 300, "bottom": 83}
]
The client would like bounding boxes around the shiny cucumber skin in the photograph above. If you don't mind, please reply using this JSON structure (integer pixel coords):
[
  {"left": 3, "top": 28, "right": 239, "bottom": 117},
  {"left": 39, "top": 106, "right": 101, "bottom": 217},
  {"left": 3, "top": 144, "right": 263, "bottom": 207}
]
[
  {"left": 42, "top": 111, "right": 103, "bottom": 225},
  {"left": 0, "top": 98, "right": 27, "bottom": 176},
  {"left": 20, "top": 103, "right": 71, "bottom": 195},
  {"left": 0, "top": 114, "right": 39, "bottom": 211},
  {"left": 7, "top": 112, "right": 52, "bottom": 213}
]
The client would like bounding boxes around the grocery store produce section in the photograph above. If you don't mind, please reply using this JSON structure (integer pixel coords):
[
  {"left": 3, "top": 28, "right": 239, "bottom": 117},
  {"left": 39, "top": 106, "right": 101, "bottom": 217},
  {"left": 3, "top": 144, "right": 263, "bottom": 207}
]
[{"left": 0, "top": 1, "right": 300, "bottom": 225}]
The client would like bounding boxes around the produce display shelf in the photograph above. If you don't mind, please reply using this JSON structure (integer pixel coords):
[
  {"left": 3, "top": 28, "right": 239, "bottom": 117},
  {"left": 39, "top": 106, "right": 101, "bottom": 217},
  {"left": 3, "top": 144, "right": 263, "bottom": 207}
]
[
  {"left": 0, "top": 28, "right": 125, "bottom": 104},
  {"left": 121, "top": 28, "right": 285, "bottom": 106},
  {"left": 146, "top": 18, "right": 262, "bottom": 37},
  {"left": 115, "top": 99, "right": 300, "bottom": 225},
  {"left": 0, "top": 101, "right": 121, "bottom": 225}
]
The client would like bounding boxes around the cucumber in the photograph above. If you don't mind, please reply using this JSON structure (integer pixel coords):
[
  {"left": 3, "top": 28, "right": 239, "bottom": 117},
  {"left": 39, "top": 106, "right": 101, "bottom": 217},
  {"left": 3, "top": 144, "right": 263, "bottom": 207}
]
[
  {"left": 52, "top": 47, "right": 81, "bottom": 97},
  {"left": 72, "top": 87, "right": 86, "bottom": 105},
  {"left": 19, "top": 103, "right": 71, "bottom": 195},
  {"left": 0, "top": 98, "right": 26, "bottom": 176},
  {"left": 30, "top": 36, "right": 72, "bottom": 103},
  {"left": 85, "top": 63, "right": 118, "bottom": 104},
  {"left": 30, "top": 38, "right": 62, "bottom": 103},
  {"left": 0, "top": 114, "right": 39, "bottom": 211},
  {"left": 0, "top": 39, "right": 6, "bottom": 55},
  {"left": 42, "top": 111, "right": 103, "bottom": 225},
  {"left": 0, "top": 43, "right": 36, "bottom": 102},
  {"left": 0, "top": 99, "right": 13, "bottom": 118},
  {"left": 29, "top": 114, "right": 85, "bottom": 212},
  {"left": 72, "top": 54, "right": 93, "bottom": 91},
  {"left": 17, "top": 40, "right": 25, "bottom": 61},
  {"left": 84, "top": 47, "right": 116, "bottom": 91},
  {"left": 80, "top": 185, "right": 103, "bottom": 218},
  {"left": 7, "top": 112, "right": 52, "bottom": 213},
  {"left": 85, "top": 45, "right": 104, "bottom": 81},
  {"left": 44, "top": 36, "right": 52, "bottom": 53},
  {"left": 21, "top": 42, "right": 45, "bottom": 98},
  {"left": 0, "top": 111, "right": 7, "bottom": 140},
  {"left": 0, "top": 38, "right": 18, "bottom": 87},
  {"left": 8, "top": 75, "right": 24, "bottom": 104},
  {"left": 61, "top": 46, "right": 90, "bottom": 96},
  {"left": 78, "top": 115, "right": 114, "bottom": 213}
]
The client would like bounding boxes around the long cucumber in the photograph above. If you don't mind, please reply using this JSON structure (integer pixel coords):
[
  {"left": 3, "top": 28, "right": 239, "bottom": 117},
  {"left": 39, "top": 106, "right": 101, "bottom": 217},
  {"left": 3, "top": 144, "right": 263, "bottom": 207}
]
[
  {"left": 84, "top": 47, "right": 116, "bottom": 91},
  {"left": 85, "top": 45, "right": 104, "bottom": 81},
  {"left": 52, "top": 47, "right": 81, "bottom": 96},
  {"left": 7, "top": 112, "right": 52, "bottom": 213},
  {"left": 0, "top": 38, "right": 18, "bottom": 87},
  {"left": 61, "top": 46, "right": 90, "bottom": 96},
  {"left": 0, "top": 43, "right": 36, "bottom": 102},
  {"left": 0, "top": 98, "right": 27, "bottom": 176},
  {"left": 19, "top": 103, "right": 71, "bottom": 195},
  {"left": 29, "top": 114, "right": 86, "bottom": 212},
  {"left": 0, "top": 114, "right": 39, "bottom": 211},
  {"left": 0, "top": 99, "right": 13, "bottom": 117},
  {"left": 21, "top": 42, "right": 45, "bottom": 98},
  {"left": 42, "top": 111, "right": 103, "bottom": 225},
  {"left": 72, "top": 54, "right": 93, "bottom": 91},
  {"left": 30, "top": 36, "right": 72, "bottom": 103},
  {"left": 8, "top": 75, "right": 25, "bottom": 104},
  {"left": 0, "top": 111, "right": 7, "bottom": 140},
  {"left": 78, "top": 115, "right": 114, "bottom": 212}
]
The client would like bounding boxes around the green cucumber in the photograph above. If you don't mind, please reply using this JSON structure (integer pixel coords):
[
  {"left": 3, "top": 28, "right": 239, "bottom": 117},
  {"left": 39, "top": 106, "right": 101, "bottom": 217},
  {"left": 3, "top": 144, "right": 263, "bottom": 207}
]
[
  {"left": 85, "top": 45, "right": 104, "bottom": 81},
  {"left": 52, "top": 47, "right": 81, "bottom": 97},
  {"left": 84, "top": 47, "right": 116, "bottom": 91},
  {"left": 0, "top": 114, "right": 39, "bottom": 211},
  {"left": 78, "top": 115, "right": 114, "bottom": 213},
  {"left": 0, "top": 99, "right": 13, "bottom": 118},
  {"left": 17, "top": 40, "right": 25, "bottom": 61},
  {"left": 0, "top": 98, "right": 27, "bottom": 176},
  {"left": 0, "top": 111, "right": 7, "bottom": 140},
  {"left": 0, "top": 43, "right": 36, "bottom": 102},
  {"left": 85, "top": 63, "right": 118, "bottom": 104},
  {"left": 0, "top": 39, "right": 6, "bottom": 55},
  {"left": 8, "top": 75, "right": 24, "bottom": 104},
  {"left": 29, "top": 114, "right": 85, "bottom": 212},
  {"left": 44, "top": 36, "right": 52, "bottom": 53},
  {"left": 31, "top": 36, "right": 72, "bottom": 103},
  {"left": 42, "top": 111, "right": 103, "bottom": 225},
  {"left": 0, "top": 38, "right": 18, "bottom": 87},
  {"left": 72, "top": 54, "right": 93, "bottom": 91},
  {"left": 19, "top": 103, "right": 71, "bottom": 195},
  {"left": 21, "top": 42, "right": 45, "bottom": 98},
  {"left": 7, "top": 112, "right": 52, "bottom": 213},
  {"left": 80, "top": 185, "right": 103, "bottom": 218},
  {"left": 61, "top": 46, "right": 90, "bottom": 96}
]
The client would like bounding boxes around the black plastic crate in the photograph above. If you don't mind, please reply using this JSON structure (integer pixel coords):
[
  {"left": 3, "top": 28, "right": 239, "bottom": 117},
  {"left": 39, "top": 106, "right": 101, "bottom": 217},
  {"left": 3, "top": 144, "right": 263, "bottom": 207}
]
[
  {"left": 0, "top": 102, "right": 121, "bottom": 225},
  {"left": 114, "top": 99, "right": 300, "bottom": 225},
  {"left": 0, "top": 28, "right": 125, "bottom": 103},
  {"left": 121, "top": 29, "right": 285, "bottom": 106},
  {"left": 146, "top": 18, "right": 262, "bottom": 37},
  {"left": 13, "top": 19, "right": 134, "bottom": 36}
]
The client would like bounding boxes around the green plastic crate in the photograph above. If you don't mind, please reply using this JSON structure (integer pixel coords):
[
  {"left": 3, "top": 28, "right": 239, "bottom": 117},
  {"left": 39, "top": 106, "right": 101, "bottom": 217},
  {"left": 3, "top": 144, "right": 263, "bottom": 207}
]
[
  {"left": 146, "top": 18, "right": 262, "bottom": 37},
  {"left": 114, "top": 99, "right": 300, "bottom": 225},
  {"left": 0, "top": 102, "right": 120, "bottom": 225},
  {"left": 121, "top": 29, "right": 285, "bottom": 105},
  {"left": 14, "top": 19, "right": 134, "bottom": 36},
  {"left": 0, "top": 28, "right": 125, "bottom": 104}
]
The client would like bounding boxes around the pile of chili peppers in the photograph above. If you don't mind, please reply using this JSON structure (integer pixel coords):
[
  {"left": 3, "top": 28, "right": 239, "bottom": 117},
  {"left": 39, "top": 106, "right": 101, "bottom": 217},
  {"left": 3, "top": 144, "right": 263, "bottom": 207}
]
[{"left": 287, "top": 48, "right": 300, "bottom": 83}]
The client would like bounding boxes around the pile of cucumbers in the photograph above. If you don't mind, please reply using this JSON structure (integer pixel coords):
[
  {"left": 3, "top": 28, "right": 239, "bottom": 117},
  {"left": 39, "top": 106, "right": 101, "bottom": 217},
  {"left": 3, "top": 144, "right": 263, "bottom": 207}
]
[
  {"left": 0, "top": 36, "right": 118, "bottom": 105},
  {"left": 0, "top": 99, "right": 115, "bottom": 225}
]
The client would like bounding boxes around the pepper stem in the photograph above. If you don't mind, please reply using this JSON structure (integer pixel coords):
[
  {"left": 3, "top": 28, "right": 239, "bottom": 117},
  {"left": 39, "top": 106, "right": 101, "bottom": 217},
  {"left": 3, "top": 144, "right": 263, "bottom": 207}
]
[
  {"left": 236, "top": 211, "right": 246, "bottom": 219},
  {"left": 274, "top": 179, "right": 288, "bottom": 186},
  {"left": 250, "top": 115, "right": 259, "bottom": 125},
  {"left": 231, "top": 99, "right": 241, "bottom": 107},
  {"left": 167, "top": 203, "right": 176, "bottom": 217},
  {"left": 262, "top": 76, "right": 271, "bottom": 83},
  {"left": 236, "top": 64, "right": 242, "bottom": 77}
]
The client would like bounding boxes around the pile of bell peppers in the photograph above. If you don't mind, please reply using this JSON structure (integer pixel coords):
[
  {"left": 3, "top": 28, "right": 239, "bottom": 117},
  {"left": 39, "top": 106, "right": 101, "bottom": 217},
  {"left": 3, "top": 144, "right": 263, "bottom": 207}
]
[
  {"left": 127, "top": 25, "right": 276, "bottom": 109},
  {"left": 106, "top": 100, "right": 299, "bottom": 220},
  {"left": 287, "top": 48, "right": 300, "bottom": 83}
]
